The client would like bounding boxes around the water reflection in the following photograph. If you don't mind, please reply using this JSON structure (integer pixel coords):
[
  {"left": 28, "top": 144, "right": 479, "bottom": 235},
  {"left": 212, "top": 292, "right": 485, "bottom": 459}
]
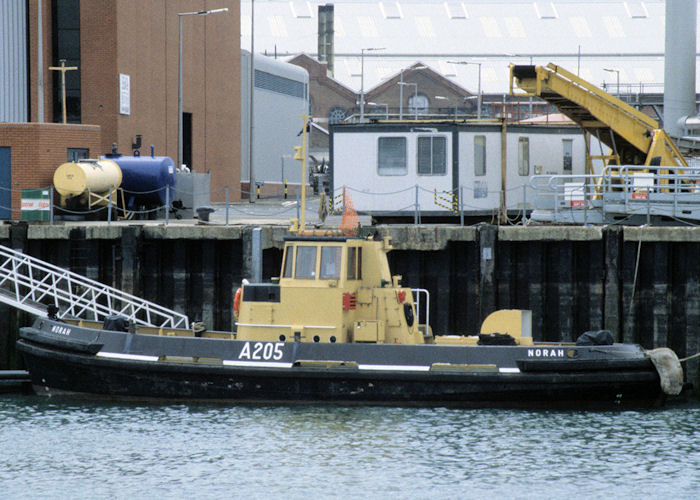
[{"left": 1, "top": 396, "right": 698, "bottom": 499}]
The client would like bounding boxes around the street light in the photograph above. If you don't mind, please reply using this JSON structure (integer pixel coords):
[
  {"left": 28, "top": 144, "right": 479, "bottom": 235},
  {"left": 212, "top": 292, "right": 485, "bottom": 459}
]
[
  {"left": 448, "top": 61, "right": 482, "bottom": 119},
  {"left": 398, "top": 82, "right": 418, "bottom": 120},
  {"left": 359, "top": 47, "right": 384, "bottom": 122},
  {"left": 367, "top": 102, "right": 389, "bottom": 120},
  {"left": 603, "top": 67, "right": 621, "bottom": 98},
  {"left": 178, "top": 7, "right": 228, "bottom": 172},
  {"left": 399, "top": 65, "right": 426, "bottom": 120}
]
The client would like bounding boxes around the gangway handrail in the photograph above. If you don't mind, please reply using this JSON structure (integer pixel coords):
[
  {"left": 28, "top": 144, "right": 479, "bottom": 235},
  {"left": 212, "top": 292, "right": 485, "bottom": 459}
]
[{"left": 0, "top": 245, "right": 190, "bottom": 329}]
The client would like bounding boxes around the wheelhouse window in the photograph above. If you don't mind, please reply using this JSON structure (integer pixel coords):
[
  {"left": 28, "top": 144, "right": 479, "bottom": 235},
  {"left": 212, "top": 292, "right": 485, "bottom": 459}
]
[
  {"left": 474, "top": 136, "right": 486, "bottom": 176},
  {"left": 562, "top": 139, "right": 573, "bottom": 173},
  {"left": 417, "top": 136, "right": 447, "bottom": 175},
  {"left": 518, "top": 137, "right": 530, "bottom": 176},
  {"left": 347, "top": 247, "right": 362, "bottom": 280},
  {"left": 295, "top": 246, "right": 317, "bottom": 278},
  {"left": 283, "top": 246, "right": 294, "bottom": 278},
  {"left": 320, "top": 246, "right": 342, "bottom": 279},
  {"left": 378, "top": 137, "right": 407, "bottom": 175}
]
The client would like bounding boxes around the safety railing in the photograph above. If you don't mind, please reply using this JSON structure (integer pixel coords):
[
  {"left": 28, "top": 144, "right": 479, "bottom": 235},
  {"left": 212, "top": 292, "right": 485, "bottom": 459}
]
[{"left": 0, "top": 244, "right": 190, "bottom": 328}]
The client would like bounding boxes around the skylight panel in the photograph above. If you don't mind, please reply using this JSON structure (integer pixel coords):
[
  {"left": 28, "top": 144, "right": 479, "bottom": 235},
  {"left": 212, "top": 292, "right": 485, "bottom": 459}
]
[
  {"left": 633, "top": 67, "right": 654, "bottom": 82},
  {"left": 289, "top": 1, "right": 312, "bottom": 19},
  {"left": 357, "top": 16, "right": 379, "bottom": 38},
  {"left": 439, "top": 61, "right": 457, "bottom": 77},
  {"left": 569, "top": 17, "right": 592, "bottom": 38},
  {"left": 241, "top": 15, "right": 251, "bottom": 38},
  {"left": 534, "top": 2, "right": 558, "bottom": 19},
  {"left": 444, "top": 2, "right": 469, "bottom": 20},
  {"left": 505, "top": 17, "right": 526, "bottom": 38},
  {"left": 480, "top": 17, "right": 502, "bottom": 38},
  {"left": 415, "top": 16, "right": 436, "bottom": 38},
  {"left": 345, "top": 59, "right": 361, "bottom": 78},
  {"left": 334, "top": 16, "right": 346, "bottom": 38},
  {"left": 625, "top": 1, "right": 649, "bottom": 19},
  {"left": 267, "top": 16, "right": 288, "bottom": 38},
  {"left": 380, "top": 2, "right": 403, "bottom": 19},
  {"left": 603, "top": 16, "right": 625, "bottom": 38}
]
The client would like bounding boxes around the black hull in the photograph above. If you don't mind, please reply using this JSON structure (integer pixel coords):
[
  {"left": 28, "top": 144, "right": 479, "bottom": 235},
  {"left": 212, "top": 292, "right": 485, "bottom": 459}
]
[{"left": 17, "top": 324, "right": 665, "bottom": 409}]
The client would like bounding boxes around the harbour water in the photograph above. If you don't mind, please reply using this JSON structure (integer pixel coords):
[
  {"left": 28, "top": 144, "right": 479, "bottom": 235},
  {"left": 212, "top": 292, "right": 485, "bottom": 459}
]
[{"left": 1, "top": 395, "right": 698, "bottom": 499}]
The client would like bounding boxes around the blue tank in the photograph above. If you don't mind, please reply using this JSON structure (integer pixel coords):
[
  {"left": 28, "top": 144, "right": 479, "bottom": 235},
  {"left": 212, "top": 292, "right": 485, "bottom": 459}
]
[{"left": 101, "top": 154, "right": 176, "bottom": 208}]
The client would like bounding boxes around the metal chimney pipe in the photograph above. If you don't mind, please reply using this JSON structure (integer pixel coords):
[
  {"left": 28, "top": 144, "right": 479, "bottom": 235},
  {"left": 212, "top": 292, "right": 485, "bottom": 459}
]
[{"left": 663, "top": 0, "right": 697, "bottom": 137}]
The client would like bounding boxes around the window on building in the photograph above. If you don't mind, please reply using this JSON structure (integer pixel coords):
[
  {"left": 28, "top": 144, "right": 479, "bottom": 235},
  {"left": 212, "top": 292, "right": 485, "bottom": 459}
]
[
  {"left": 67, "top": 148, "right": 89, "bottom": 162},
  {"left": 417, "top": 136, "right": 446, "bottom": 175},
  {"left": 518, "top": 137, "right": 530, "bottom": 176},
  {"left": 347, "top": 247, "right": 362, "bottom": 280},
  {"left": 328, "top": 107, "right": 347, "bottom": 124},
  {"left": 408, "top": 94, "right": 429, "bottom": 116},
  {"left": 295, "top": 246, "right": 317, "bottom": 278},
  {"left": 474, "top": 136, "right": 486, "bottom": 176},
  {"left": 320, "top": 246, "right": 342, "bottom": 279},
  {"left": 52, "top": 0, "right": 81, "bottom": 124},
  {"left": 378, "top": 137, "right": 407, "bottom": 175},
  {"left": 562, "top": 139, "right": 573, "bottom": 173}
]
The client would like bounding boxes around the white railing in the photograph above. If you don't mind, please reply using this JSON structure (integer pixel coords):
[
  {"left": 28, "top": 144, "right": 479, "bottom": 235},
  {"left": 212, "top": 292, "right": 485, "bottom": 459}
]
[
  {"left": 0, "top": 245, "right": 190, "bottom": 329},
  {"left": 411, "top": 287, "right": 430, "bottom": 330}
]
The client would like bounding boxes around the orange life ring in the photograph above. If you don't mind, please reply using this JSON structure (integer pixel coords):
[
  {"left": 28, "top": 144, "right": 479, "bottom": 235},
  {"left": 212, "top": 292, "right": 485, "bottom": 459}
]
[{"left": 233, "top": 287, "right": 242, "bottom": 319}]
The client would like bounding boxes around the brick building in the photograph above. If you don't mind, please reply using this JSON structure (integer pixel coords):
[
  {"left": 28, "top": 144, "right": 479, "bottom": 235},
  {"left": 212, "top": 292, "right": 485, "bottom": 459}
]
[{"left": 1, "top": 0, "right": 240, "bottom": 219}]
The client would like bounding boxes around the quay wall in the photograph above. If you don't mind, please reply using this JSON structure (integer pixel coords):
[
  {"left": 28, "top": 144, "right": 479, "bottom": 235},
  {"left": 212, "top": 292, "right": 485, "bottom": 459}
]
[{"left": 0, "top": 222, "right": 698, "bottom": 389}]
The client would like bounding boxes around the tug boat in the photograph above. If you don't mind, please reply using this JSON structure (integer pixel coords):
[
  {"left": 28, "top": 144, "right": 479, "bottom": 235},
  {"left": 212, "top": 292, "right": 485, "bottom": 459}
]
[{"left": 17, "top": 232, "right": 684, "bottom": 408}]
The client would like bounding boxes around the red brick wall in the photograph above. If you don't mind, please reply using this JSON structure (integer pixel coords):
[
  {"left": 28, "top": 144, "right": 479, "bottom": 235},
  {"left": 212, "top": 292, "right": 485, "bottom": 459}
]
[{"left": 0, "top": 124, "right": 101, "bottom": 219}]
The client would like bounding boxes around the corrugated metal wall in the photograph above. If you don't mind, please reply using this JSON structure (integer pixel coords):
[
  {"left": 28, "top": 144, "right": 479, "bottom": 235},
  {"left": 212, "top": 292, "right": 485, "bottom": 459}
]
[{"left": 0, "top": 0, "right": 28, "bottom": 122}]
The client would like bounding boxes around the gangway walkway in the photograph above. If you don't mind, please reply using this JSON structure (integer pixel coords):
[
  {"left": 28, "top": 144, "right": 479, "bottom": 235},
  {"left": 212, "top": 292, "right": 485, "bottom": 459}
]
[{"left": 0, "top": 244, "right": 190, "bottom": 329}]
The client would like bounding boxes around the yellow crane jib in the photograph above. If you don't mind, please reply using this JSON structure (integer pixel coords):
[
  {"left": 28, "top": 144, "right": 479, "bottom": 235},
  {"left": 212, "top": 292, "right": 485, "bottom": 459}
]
[{"left": 509, "top": 63, "right": 687, "bottom": 170}]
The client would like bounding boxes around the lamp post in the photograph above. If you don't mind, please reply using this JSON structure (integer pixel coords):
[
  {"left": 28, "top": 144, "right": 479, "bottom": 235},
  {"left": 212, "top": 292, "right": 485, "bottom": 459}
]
[
  {"left": 399, "top": 65, "right": 426, "bottom": 120},
  {"left": 178, "top": 7, "right": 228, "bottom": 172},
  {"left": 603, "top": 67, "right": 620, "bottom": 98},
  {"left": 359, "top": 47, "right": 384, "bottom": 122},
  {"left": 448, "top": 60, "right": 482, "bottom": 119},
  {"left": 398, "top": 82, "right": 418, "bottom": 119}
]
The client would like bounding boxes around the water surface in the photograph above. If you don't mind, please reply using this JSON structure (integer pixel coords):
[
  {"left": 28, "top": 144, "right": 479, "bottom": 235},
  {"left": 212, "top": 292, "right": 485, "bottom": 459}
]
[{"left": 1, "top": 396, "right": 698, "bottom": 499}]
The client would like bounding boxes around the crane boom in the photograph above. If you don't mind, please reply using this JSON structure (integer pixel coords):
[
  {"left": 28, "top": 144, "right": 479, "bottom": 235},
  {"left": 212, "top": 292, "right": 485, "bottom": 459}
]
[{"left": 510, "top": 63, "right": 687, "bottom": 168}]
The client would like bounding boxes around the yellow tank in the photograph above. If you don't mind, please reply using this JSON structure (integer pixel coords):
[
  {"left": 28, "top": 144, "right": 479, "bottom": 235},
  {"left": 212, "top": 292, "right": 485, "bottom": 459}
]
[{"left": 53, "top": 160, "right": 122, "bottom": 199}]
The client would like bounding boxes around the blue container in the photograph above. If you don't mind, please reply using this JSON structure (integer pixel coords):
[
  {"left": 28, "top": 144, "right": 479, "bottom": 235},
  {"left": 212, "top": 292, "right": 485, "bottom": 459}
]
[{"left": 101, "top": 154, "right": 176, "bottom": 208}]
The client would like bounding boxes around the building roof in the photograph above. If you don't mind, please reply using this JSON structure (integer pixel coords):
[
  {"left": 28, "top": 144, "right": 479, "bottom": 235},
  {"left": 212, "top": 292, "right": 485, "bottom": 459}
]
[{"left": 241, "top": 0, "right": 687, "bottom": 94}]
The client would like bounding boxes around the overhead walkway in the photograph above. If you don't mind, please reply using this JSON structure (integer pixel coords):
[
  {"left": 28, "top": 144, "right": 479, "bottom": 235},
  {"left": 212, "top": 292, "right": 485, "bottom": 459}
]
[{"left": 0, "top": 244, "right": 190, "bottom": 329}]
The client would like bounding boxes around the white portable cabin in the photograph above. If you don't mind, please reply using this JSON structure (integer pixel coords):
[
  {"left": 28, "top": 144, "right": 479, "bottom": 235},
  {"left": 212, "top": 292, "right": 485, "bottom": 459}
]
[
  {"left": 241, "top": 51, "right": 309, "bottom": 195},
  {"left": 330, "top": 122, "right": 600, "bottom": 218}
]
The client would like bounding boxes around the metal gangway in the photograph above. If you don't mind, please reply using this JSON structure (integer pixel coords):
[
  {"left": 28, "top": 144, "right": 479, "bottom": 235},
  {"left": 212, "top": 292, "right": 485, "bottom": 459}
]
[{"left": 0, "top": 244, "right": 190, "bottom": 329}]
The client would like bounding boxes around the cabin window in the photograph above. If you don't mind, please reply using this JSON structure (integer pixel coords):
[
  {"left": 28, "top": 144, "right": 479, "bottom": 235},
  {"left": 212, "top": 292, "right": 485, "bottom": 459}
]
[
  {"left": 378, "top": 137, "right": 407, "bottom": 175},
  {"left": 474, "top": 136, "right": 486, "bottom": 176},
  {"left": 283, "top": 246, "right": 294, "bottom": 278},
  {"left": 518, "top": 137, "right": 530, "bottom": 176},
  {"left": 562, "top": 139, "right": 573, "bottom": 173},
  {"left": 320, "top": 246, "right": 342, "bottom": 279},
  {"left": 347, "top": 247, "right": 362, "bottom": 280},
  {"left": 295, "top": 246, "right": 317, "bottom": 278},
  {"left": 417, "top": 136, "right": 447, "bottom": 175}
]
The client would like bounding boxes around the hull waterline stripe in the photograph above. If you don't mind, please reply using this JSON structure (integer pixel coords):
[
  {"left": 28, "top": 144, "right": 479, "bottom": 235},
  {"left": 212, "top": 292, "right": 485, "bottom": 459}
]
[
  {"left": 358, "top": 364, "right": 431, "bottom": 372},
  {"left": 97, "top": 352, "right": 160, "bottom": 362},
  {"left": 223, "top": 360, "right": 294, "bottom": 368},
  {"left": 499, "top": 367, "right": 521, "bottom": 373}
]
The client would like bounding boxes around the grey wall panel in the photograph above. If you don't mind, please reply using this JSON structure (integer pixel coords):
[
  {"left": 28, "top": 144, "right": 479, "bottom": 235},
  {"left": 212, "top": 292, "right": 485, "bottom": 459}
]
[{"left": 0, "top": 0, "right": 28, "bottom": 123}]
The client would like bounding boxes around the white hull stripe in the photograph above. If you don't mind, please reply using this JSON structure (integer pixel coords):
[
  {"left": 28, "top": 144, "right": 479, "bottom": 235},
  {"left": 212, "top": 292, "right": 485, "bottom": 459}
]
[
  {"left": 499, "top": 367, "right": 521, "bottom": 373},
  {"left": 223, "top": 360, "right": 294, "bottom": 368},
  {"left": 358, "top": 364, "right": 431, "bottom": 372},
  {"left": 97, "top": 352, "right": 160, "bottom": 362}
]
